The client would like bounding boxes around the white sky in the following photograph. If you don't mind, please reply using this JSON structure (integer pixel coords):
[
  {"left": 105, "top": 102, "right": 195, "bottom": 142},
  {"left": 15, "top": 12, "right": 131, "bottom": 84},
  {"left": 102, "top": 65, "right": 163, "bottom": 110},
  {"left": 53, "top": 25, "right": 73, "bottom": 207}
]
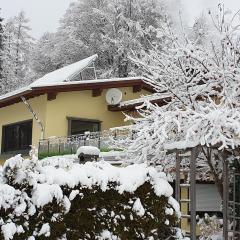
[
  {"left": 1, "top": 0, "right": 74, "bottom": 38},
  {"left": 1, "top": 0, "right": 240, "bottom": 39},
  {"left": 182, "top": 0, "right": 240, "bottom": 24}
]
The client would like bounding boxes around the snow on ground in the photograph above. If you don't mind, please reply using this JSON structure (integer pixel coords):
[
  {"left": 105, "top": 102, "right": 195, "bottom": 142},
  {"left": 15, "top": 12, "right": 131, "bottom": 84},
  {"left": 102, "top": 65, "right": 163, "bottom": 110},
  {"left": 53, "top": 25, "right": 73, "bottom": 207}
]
[{"left": 39, "top": 151, "right": 126, "bottom": 166}]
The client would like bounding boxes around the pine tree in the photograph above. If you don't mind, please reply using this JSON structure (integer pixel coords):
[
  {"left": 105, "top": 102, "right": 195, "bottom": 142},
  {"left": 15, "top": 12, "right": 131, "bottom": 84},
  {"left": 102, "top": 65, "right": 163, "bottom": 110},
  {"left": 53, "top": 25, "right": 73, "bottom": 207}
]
[
  {"left": 0, "top": 11, "right": 34, "bottom": 94},
  {"left": 10, "top": 11, "right": 34, "bottom": 79},
  {"left": 30, "top": 32, "right": 57, "bottom": 79},
  {"left": 31, "top": 0, "right": 169, "bottom": 79}
]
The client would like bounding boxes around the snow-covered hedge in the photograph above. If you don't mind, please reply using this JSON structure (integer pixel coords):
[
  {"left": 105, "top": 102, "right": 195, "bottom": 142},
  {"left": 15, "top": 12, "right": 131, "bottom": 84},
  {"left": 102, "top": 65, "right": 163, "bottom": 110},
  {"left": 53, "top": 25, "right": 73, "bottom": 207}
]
[{"left": 0, "top": 155, "right": 182, "bottom": 240}]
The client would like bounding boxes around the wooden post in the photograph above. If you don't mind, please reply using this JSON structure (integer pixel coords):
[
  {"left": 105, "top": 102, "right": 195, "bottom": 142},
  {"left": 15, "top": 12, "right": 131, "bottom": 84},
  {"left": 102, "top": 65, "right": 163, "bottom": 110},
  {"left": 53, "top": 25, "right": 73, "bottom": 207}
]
[
  {"left": 190, "top": 148, "right": 197, "bottom": 240},
  {"left": 223, "top": 157, "right": 229, "bottom": 240},
  {"left": 175, "top": 150, "right": 181, "bottom": 203}
]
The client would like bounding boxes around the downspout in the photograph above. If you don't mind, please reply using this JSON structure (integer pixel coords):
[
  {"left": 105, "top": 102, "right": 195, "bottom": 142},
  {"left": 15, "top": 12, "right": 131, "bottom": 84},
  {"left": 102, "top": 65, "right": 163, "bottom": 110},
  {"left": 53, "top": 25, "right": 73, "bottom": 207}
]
[{"left": 20, "top": 96, "right": 45, "bottom": 139}]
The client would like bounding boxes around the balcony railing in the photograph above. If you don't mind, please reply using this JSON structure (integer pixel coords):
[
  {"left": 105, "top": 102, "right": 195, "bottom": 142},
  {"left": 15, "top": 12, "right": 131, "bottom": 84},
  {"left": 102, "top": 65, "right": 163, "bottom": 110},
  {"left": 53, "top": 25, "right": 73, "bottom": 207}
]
[{"left": 38, "top": 128, "right": 132, "bottom": 159}]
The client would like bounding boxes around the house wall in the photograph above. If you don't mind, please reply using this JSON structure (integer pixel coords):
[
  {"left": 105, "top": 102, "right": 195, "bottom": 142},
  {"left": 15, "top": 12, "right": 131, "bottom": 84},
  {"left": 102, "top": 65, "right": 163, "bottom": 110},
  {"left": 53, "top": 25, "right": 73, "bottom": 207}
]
[
  {"left": 0, "top": 87, "right": 150, "bottom": 158},
  {"left": 44, "top": 87, "right": 149, "bottom": 138},
  {"left": 0, "top": 95, "right": 47, "bottom": 153}
]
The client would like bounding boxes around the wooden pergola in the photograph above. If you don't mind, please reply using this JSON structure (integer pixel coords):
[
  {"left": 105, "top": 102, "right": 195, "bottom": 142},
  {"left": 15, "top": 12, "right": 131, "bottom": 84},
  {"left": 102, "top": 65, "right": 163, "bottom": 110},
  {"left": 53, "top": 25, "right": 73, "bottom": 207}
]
[{"left": 167, "top": 143, "right": 240, "bottom": 239}]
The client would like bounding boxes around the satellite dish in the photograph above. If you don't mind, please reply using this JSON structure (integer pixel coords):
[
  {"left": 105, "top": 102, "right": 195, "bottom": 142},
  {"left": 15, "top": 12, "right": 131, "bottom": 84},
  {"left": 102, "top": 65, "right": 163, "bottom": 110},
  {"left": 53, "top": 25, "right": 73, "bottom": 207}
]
[{"left": 106, "top": 88, "right": 122, "bottom": 105}]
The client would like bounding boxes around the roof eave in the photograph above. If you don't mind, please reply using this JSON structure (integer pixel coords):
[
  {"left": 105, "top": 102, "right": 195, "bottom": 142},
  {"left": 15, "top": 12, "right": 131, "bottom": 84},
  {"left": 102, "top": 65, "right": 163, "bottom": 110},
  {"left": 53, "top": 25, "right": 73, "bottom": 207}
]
[
  {"left": 108, "top": 96, "right": 172, "bottom": 112},
  {"left": 31, "top": 79, "right": 156, "bottom": 93},
  {"left": 0, "top": 78, "right": 157, "bottom": 109}
]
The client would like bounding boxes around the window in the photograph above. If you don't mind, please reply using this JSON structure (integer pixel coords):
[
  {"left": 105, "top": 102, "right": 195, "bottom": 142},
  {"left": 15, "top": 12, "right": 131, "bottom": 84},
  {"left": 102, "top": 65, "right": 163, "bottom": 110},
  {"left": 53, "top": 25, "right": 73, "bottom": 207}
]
[
  {"left": 2, "top": 120, "right": 33, "bottom": 153},
  {"left": 67, "top": 117, "right": 101, "bottom": 135}
]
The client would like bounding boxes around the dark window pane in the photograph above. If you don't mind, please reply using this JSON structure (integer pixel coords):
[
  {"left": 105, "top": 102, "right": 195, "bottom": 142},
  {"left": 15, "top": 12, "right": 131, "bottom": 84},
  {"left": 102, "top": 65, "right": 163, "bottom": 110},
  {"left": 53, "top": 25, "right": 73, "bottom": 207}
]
[
  {"left": 2, "top": 120, "right": 32, "bottom": 152},
  {"left": 71, "top": 120, "right": 100, "bottom": 135},
  {"left": 235, "top": 175, "right": 240, "bottom": 203}
]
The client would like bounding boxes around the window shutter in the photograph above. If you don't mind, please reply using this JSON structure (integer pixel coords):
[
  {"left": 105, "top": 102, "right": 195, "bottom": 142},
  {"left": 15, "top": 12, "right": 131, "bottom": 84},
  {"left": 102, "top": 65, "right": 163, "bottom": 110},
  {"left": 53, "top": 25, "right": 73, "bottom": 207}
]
[{"left": 196, "top": 184, "right": 222, "bottom": 212}]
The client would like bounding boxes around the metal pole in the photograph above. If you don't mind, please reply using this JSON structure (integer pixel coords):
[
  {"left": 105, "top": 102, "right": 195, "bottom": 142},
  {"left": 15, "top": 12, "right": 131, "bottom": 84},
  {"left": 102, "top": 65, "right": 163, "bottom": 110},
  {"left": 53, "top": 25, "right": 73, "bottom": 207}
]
[
  {"left": 190, "top": 148, "right": 197, "bottom": 240},
  {"left": 223, "top": 157, "right": 229, "bottom": 240}
]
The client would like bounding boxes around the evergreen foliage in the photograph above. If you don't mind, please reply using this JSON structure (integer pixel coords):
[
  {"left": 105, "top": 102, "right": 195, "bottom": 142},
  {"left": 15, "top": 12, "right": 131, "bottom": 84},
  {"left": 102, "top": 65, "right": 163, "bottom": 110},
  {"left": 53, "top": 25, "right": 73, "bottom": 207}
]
[
  {"left": 0, "top": 156, "right": 181, "bottom": 240},
  {"left": 0, "top": 11, "right": 34, "bottom": 94}
]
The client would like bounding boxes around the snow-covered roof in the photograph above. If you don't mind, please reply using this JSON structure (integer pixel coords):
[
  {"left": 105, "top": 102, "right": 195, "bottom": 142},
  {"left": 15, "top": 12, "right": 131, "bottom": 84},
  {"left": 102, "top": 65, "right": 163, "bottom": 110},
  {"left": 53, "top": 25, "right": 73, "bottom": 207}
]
[
  {"left": 30, "top": 54, "right": 98, "bottom": 88},
  {"left": 0, "top": 86, "right": 31, "bottom": 101},
  {"left": 0, "top": 54, "right": 158, "bottom": 107},
  {"left": 30, "top": 76, "right": 151, "bottom": 88}
]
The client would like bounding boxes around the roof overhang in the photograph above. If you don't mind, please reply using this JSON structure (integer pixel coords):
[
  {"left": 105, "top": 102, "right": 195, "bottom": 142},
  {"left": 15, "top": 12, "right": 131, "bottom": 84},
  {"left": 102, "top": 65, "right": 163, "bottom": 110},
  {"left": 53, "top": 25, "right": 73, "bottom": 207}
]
[
  {"left": 108, "top": 95, "right": 172, "bottom": 112},
  {"left": 0, "top": 77, "right": 157, "bottom": 109}
]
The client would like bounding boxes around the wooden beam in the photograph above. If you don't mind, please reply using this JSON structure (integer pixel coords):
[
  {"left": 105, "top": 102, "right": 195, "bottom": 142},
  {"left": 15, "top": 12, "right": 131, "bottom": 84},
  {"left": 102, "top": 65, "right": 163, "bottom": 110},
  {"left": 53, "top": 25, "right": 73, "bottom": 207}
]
[
  {"left": 108, "top": 97, "right": 172, "bottom": 112},
  {"left": 0, "top": 79, "right": 157, "bottom": 109},
  {"left": 175, "top": 150, "right": 181, "bottom": 204},
  {"left": 47, "top": 92, "right": 57, "bottom": 101},
  {"left": 133, "top": 84, "right": 142, "bottom": 93},
  {"left": 190, "top": 148, "right": 197, "bottom": 240},
  {"left": 92, "top": 88, "right": 102, "bottom": 97},
  {"left": 222, "top": 153, "right": 229, "bottom": 239}
]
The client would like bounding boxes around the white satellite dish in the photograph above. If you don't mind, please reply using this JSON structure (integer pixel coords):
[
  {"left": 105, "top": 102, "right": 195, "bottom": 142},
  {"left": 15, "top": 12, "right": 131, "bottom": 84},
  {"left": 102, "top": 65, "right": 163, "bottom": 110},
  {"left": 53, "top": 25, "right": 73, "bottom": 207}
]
[{"left": 106, "top": 88, "right": 122, "bottom": 105}]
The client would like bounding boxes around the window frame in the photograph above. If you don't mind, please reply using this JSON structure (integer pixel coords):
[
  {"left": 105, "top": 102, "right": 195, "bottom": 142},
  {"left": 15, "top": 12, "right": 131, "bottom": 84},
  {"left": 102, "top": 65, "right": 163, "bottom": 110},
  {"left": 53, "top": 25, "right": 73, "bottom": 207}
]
[
  {"left": 67, "top": 117, "right": 102, "bottom": 136},
  {"left": 1, "top": 119, "right": 33, "bottom": 154}
]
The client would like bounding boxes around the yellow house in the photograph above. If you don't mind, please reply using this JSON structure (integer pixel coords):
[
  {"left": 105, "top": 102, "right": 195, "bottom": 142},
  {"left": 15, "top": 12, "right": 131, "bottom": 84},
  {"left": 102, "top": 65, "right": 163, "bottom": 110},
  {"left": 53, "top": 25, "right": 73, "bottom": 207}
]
[
  {"left": 0, "top": 54, "right": 222, "bottom": 236},
  {"left": 0, "top": 55, "right": 170, "bottom": 161}
]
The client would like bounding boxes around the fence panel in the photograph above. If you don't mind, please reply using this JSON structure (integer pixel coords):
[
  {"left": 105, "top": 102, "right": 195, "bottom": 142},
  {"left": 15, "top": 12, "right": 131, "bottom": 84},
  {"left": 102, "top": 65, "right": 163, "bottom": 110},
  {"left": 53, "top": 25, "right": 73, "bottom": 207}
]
[{"left": 38, "top": 129, "right": 131, "bottom": 159}]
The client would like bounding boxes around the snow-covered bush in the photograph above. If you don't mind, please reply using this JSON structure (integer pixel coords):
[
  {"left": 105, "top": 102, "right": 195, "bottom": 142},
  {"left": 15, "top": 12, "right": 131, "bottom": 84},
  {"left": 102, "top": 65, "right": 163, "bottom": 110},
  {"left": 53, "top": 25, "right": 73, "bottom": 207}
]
[
  {"left": 198, "top": 214, "right": 223, "bottom": 240},
  {"left": 0, "top": 155, "right": 182, "bottom": 240}
]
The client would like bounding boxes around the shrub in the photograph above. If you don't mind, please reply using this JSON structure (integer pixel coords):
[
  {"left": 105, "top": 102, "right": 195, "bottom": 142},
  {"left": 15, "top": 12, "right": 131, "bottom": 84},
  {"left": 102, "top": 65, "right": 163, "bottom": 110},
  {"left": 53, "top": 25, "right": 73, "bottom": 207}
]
[
  {"left": 198, "top": 214, "right": 223, "bottom": 240},
  {"left": 0, "top": 155, "right": 182, "bottom": 240}
]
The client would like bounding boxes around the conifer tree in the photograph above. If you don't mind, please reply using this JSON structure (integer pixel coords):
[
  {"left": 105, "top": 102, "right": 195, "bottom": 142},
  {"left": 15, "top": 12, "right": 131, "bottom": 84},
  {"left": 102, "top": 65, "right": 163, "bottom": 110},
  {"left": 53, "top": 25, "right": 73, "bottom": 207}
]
[
  {"left": 31, "top": 0, "right": 169, "bottom": 79},
  {"left": 0, "top": 11, "right": 34, "bottom": 94}
]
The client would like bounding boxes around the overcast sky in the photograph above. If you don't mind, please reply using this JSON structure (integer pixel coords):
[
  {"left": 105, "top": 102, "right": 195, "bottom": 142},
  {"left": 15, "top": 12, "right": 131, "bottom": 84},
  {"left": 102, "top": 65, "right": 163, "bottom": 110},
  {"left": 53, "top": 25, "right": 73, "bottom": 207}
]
[{"left": 1, "top": 0, "right": 240, "bottom": 39}]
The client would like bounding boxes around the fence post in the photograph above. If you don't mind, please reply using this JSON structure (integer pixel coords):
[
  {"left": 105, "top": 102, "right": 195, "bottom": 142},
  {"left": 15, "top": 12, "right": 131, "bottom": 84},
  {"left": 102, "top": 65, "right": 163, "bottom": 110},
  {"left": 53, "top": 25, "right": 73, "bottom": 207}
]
[
  {"left": 58, "top": 139, "right": 61, "bottom": 155},
  {"left": 175, "top": 150, "right": 180, "bottom": 204},
  {"left": 190, "top": 148, "right": 197, "bottom": 240},
  {"left": 70, "top": 141, "right": 73, "bottom": 154},
  {"left": 47, "top": 139, "right": 50, "bottom": 156},
  {"left": 98, "top": 133, "right": 101, "bottom": 149},
  {"left": 38, "top": 140, "right": 41, "bottom": 159}
]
